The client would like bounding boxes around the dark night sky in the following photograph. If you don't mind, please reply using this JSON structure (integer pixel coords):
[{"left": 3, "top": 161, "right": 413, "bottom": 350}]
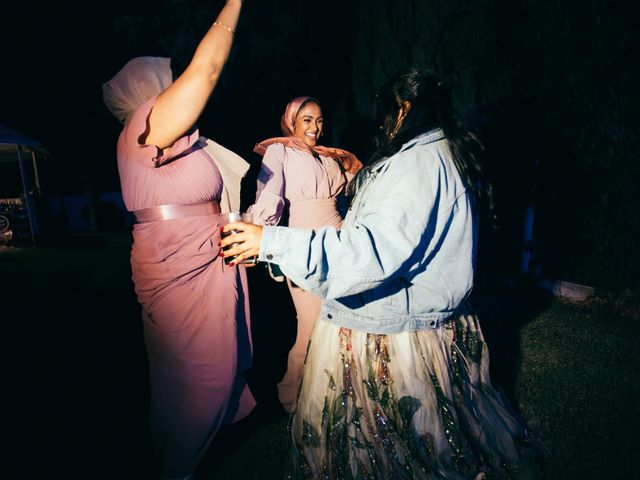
[
  {"left": 2, "top": 0, "right": 152, "bottom": 191},
  {"left": 1, "top": 0, "right": 358, "bottom": 196}
]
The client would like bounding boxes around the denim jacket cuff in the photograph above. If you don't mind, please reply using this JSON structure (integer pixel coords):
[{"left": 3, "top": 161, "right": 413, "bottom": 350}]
[{"left": 259, "top": 226, "right": 286, "bottom": 263}]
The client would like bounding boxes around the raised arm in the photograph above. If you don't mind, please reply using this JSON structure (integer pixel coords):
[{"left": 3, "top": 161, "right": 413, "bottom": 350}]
[{"left": 145, "top": 0, "right": 242, "bottom": 149}]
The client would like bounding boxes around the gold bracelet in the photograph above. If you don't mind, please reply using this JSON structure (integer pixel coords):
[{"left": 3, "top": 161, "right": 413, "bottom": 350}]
[{"left": 213, "top": 21, "right": 235, "bottom": 37}]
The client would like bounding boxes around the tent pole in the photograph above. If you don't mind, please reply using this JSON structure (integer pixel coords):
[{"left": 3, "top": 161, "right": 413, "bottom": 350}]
[
  {"left": 16, "top": 145, "right": 37, "bottom": 246},
  {"left": 31, "top": 148, "right": 41, "bottom": 194}
]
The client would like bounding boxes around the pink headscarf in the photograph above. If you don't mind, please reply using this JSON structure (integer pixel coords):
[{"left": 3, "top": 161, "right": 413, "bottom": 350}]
[
  {"left": 254, "top": 96, "right": 363, "bottom": 175},
  {"left": 102, "top": 57, "right": 173, "bottom": 124}
]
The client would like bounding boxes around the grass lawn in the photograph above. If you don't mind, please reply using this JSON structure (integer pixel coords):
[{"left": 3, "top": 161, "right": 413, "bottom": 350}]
[{"left": 2, "top": 234, "right": 638, "bottom": 479}]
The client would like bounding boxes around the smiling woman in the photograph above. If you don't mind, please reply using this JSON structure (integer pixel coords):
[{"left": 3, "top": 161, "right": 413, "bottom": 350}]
[
  {"left": 247, "top": 96, "right": 362, "bottom": 414},
  {"left": 292, "top": 100, "right": 324, "bottom": 147}
]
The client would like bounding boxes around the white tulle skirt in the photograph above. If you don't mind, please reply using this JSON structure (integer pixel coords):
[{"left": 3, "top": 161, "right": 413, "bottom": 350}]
[{"left": 287, "top": 313, "right": 544, "bottom": 479}]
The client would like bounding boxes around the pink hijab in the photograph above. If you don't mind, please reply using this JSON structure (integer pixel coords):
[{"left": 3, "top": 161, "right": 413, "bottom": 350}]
[
  {"left": 102, "top": 57, "right": 173, "bottom": 124},
  {"left": 254, "top": 96, "right": 363, "bottom": 174}
]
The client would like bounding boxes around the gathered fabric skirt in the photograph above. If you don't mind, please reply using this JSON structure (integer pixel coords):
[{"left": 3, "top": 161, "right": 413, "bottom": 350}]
[
  {"left": 287, "top": 314, "right": 544, "bottom": 480},
  {"left": 132, "top": 218, "right": 255, "bottom": 478}
]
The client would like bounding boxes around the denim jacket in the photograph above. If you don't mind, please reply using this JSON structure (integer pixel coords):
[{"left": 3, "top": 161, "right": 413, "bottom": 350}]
[{"left": 258, "top": 129, "right": 476, "bottom": 334}]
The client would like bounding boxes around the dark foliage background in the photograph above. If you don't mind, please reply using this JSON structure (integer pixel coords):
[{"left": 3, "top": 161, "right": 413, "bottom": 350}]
[{"left": 346, "top": 0, "right": 639, "bottom": 291}]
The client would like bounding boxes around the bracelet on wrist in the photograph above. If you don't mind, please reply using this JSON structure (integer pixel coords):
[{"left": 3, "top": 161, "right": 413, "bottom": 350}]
[{"left": 213, "top": 21, "right": 235, "bottom": 37}]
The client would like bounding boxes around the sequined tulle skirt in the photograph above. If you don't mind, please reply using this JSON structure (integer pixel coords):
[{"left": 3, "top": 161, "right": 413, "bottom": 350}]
[{"left": 287, "top": 314, "right": 544, "bottom": 479}]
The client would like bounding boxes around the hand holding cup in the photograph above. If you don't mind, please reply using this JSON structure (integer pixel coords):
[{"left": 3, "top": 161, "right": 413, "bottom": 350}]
[
  {"left": 219, "top": 216, "right": 264, "bottom": 266},
  {"left": 219, "top": 212, "right": 260, "bottom": 266}
]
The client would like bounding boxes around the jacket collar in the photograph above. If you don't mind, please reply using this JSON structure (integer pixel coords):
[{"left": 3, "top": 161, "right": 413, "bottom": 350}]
[
  {"left": 373, "top": 128, "right": 445, "bottom": 173},
  {"left": 399, "top": 128, "right": 445, "bottom": 153}
]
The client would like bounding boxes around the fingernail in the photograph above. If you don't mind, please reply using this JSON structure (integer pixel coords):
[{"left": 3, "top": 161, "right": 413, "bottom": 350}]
[
  {"left": 220, "top": 227, "right": 224, "bottom": 233},
  {"left": 217, "top": 242, "right": 221, "bottom": 247},
  {"left": 229, "top": 262, "right": 235, "bottom": 267},
  {"left": 220, "top": 252, "right": 225, "bottom": 257}
]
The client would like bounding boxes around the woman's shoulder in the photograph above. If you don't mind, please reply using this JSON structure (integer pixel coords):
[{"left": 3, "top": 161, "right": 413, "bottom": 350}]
[
  {"left": 380, "top": 140, "right": 448, "bottom": 185},
  {"left": 264, "top": 142, "right": 289, "bottom": 156},
  {"left": 398, "top": 132, "right": 448, "bottom": 161},
  {"left": 125, "top": 95, "right": 159, "bottom": 135},
  {"left": 266, "top": 142, "right": 315, "bottom": 162},
  {"left": 120, "top": 95, "right": 163, "bottom": 151},
  {"left": 258, "top": 142, "right": 292, "bottom": 169}
]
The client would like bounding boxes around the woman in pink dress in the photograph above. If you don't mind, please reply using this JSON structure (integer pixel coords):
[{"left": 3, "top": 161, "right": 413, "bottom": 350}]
[
  {"left": 249, "top": 96, "right": 362, "bottom": 413},
  {"left": 102, "top": 2, "right": 254, "bottom": 479}
]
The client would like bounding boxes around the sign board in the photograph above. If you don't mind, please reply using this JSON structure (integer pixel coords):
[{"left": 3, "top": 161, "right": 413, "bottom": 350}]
[
  {"left": 0, "top": 198, "right": 33, "bottom": 246},
  {"left": 0, "top": 214, "right": 9, "bottom": 232}
]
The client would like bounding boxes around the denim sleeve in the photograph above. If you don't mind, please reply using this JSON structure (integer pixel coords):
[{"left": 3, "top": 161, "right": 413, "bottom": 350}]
[{"left": 258, "top": 149, "right": 443, "bottom": 299}]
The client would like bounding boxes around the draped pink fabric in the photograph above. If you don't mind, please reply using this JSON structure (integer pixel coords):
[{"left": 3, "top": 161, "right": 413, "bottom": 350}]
[
  {"left": 254, "top": 136, "right": 362, "bottom": 175},
  {"left": 117, "top": 95, "right": 255, "bottom": 477}
]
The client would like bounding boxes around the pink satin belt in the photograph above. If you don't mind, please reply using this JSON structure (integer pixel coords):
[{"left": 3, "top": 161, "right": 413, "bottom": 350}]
[
  {"left": 288, "top": 198, "right": 341, "bottom": 229},
  {"left": 132, "top": 201, "right": 221, "bottom": 223}
]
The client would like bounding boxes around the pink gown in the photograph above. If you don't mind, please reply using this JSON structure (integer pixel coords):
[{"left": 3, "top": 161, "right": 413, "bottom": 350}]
[
  {"left": 249, "top": 142, "right": 348, "bottom": 412},
  {"left": 117, "top": 96, "right": 255, "bottom": 477}
]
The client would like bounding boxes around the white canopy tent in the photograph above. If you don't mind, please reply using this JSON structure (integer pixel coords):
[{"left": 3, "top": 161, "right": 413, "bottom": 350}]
[{"left": 0, "top": 123, "right": 50, "bottom": 245}]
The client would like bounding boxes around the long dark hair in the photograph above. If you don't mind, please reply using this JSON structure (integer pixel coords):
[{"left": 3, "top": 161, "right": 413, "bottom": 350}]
[{"left": 351, "top": 69, "right": 495, "bottom": 224}]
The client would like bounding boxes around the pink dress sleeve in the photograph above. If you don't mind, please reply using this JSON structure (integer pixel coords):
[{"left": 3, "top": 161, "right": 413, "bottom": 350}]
[
  {"left": 122, "top": 94, "right": 201, "bottom": 167},
  {"left": 249, "top": 143, "right": 287, "bottom": 226}
]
